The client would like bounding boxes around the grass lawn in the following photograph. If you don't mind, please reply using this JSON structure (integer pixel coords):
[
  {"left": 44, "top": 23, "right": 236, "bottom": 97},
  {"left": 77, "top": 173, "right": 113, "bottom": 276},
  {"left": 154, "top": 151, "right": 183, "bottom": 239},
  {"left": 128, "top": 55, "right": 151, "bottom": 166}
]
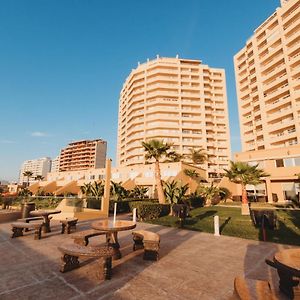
[{"left": 147, "top": 206, "right": 300, "bottom": 246}]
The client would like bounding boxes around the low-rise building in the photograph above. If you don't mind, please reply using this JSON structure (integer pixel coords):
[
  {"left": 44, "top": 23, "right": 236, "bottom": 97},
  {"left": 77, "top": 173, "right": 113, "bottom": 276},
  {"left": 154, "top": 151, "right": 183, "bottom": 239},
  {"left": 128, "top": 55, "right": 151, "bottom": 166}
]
[
  {"left": 220, "top": 144, "right": 300, "bottom": 203},
  {"left": 29, "top": 162, "right": 206, "bottom": 197}
]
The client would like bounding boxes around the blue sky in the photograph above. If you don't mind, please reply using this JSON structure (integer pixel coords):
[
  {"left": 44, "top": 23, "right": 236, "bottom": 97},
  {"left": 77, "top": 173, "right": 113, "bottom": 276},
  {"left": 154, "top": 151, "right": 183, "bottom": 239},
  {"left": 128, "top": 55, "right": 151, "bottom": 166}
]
[{"left": 0, "top": 0, "right": 280, "bottom": 181}]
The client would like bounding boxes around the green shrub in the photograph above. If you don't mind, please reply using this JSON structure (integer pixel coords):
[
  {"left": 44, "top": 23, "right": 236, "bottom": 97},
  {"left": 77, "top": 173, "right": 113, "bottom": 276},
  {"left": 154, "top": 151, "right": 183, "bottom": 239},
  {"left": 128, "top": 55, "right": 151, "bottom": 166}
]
[
  {"left": 185, "top": 194, "right": 204, "bottom": 208},
  {"left": 129, "top": 201, "right": 170, "bottom": 220},
  {"left": 109, "top": 198, "right": 158, "bottom": 213}
]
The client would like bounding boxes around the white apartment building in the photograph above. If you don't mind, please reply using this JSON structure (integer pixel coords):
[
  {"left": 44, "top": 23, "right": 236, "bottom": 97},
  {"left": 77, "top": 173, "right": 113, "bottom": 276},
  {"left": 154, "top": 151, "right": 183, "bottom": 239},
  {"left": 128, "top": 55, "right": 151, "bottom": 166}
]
[
  {"left": 117, "top": 56, "right": 231, "bottom": 178},
  {"left": 51, "top": 156, "right": 60, "bottom": 173},
  {"left": 234, "top": 0, "right": 300, "bottom": 152},
  {"left": 19, "top": 157, "right": 51, "bottom": 185}
]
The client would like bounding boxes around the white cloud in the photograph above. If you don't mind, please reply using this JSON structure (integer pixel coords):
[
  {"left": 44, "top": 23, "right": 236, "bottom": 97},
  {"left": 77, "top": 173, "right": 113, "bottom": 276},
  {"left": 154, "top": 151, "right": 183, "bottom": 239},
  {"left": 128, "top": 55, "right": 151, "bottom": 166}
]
[
  {"left": 31, "top": 131, "right": 48, "bottom": 137},
  {"left": 0, "top": 139, "right": 16, "bottom": 144}
]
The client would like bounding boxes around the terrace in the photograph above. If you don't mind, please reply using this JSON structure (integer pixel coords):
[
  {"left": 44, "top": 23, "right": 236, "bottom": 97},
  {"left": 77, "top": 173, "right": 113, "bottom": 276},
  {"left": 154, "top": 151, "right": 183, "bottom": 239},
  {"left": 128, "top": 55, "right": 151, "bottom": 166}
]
[{"left": 0, "top": 213, "right": 292, "bottom": 299}]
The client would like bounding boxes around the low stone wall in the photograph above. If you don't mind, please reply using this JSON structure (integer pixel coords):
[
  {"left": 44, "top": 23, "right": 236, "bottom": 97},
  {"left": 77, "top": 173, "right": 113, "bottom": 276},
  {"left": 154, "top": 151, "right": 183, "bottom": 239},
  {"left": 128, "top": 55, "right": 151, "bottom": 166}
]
[{"left": 0, "top": 210, "right": 21, "bottom": 223}]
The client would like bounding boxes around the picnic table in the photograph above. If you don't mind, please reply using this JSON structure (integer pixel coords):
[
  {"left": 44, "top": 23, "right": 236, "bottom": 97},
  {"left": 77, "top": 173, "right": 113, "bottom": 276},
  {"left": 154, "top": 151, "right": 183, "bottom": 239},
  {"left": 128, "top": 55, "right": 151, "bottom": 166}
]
[
  {"left": 91, "top": 220, "right": 136, "bottom": 260},
  {"left": 30, "top": 209, "right": 61, "bottom": 233},
  {"left": 266, "top": 248, "right": 300, "bottom": 299}
]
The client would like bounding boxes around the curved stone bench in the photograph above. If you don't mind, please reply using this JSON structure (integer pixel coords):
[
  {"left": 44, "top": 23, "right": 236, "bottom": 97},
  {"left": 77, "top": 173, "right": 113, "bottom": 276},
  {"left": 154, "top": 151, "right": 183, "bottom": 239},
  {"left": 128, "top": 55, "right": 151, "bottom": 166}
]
[
  {"left": 233, "top": 277, "right": 277, "bottom": 300},
  {"left": 58, "top": 243, "right": 114, "bottom": 280},
  {"left": 11, "top": 222, "right": 43, "bottom": 240},
  {"left": 132, "top": 230, "right": 160, "bottom": 261},
  {"left": 71, "top": 229, "right": 106, "bottom": 246}
]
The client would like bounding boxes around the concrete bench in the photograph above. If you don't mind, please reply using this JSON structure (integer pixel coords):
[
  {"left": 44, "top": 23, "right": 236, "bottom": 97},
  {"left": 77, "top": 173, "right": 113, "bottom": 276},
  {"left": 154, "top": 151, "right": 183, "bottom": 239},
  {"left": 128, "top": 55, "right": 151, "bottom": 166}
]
[
  {"left": 17, "top": 216, "right": 51, "bottom": 232},
  {"left": 17, "top": 216, "right": 44, "bottom": 223},
  {"left": 132, "top": 230, "right": 160, "bottom": 261},
  {"left": 11, "top": 222, "right": 43, "bottom": 240},
  {"left": 232, "top": 277, "right": 277, "bottom": 300},
  {"left": 60, "top": 218, "right": 78, "bottom": 234},
  {"left": 71, "top": 229, "right": 106, "bottom": 246},
  {"left": 58, "top": 243, "right": 114, "bottom": 280}
]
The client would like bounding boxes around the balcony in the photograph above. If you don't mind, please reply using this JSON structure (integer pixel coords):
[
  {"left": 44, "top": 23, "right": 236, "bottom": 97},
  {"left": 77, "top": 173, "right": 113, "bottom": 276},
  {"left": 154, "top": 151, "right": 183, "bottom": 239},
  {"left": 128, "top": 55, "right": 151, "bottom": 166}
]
[
  {"left": 265, "top": 94, "right": 290, "bottom": 112},
  {"left": 146, "top": 122, "right": 179, "bottom": 129},
  {"left": 263, "top": 73, "right": 287, "bottom": 89},
  {"left": 268, "top": 117, "right": 294, "bottom": 132},
  {"left": 283, "top": 2, "right": 300, "bottom": 23},
  {"left": 267, "top": 105, "right": 292, "bottom": 122},
  {"left": 146, "top": 75, "right": 178, "bottom": 84},
  {"left": 262, "top": 62, "right": 286, "bottom": 81},
  {"left": 260, "top": 55, "right": 284, "bottom": 74},
  {"left": 264, "top": 83, "right": 289, "bottom": 102},
  {"left": 270, "top": 130, "right": 297, "bottom": 144},
  {"left": 289, "top": 51, "right": 300, "bottom": 65}
]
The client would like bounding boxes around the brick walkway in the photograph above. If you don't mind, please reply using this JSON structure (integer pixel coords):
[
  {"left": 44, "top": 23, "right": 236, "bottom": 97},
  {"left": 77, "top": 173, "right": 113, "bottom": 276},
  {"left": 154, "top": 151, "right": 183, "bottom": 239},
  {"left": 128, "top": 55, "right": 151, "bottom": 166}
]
[{"left": 0, "top": 217, "right": 292, "bottom": 299}]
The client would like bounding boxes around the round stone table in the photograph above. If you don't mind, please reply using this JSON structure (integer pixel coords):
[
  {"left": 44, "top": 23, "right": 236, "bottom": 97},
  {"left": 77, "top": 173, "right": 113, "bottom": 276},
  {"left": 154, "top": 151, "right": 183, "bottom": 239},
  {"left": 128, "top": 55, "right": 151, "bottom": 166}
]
[{"left": 91, "top": 220, "right": 136, "bottom": 260}]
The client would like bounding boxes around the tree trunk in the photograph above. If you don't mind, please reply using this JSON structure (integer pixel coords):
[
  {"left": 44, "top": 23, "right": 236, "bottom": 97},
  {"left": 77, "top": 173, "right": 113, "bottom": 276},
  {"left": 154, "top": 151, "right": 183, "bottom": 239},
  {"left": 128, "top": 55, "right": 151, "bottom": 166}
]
[
  {"left": 241, "top": 185, "right": 248, "bottom": 204},
  {"left": 205, "top": 197, "right": 211, "bottom": 207},
  {"left": 154, "top": 160, "right": 166, "bottom": 204}
]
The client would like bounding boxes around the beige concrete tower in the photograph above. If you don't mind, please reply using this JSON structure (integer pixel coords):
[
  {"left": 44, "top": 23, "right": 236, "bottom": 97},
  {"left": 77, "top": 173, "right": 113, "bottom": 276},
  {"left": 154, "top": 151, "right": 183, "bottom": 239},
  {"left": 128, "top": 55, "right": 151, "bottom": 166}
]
[
  {"left": 234, "top": 0, "right": 300, "bottom": 152},
  {"left": 117, "top": 56, "right": 231, "bottom": 178}
]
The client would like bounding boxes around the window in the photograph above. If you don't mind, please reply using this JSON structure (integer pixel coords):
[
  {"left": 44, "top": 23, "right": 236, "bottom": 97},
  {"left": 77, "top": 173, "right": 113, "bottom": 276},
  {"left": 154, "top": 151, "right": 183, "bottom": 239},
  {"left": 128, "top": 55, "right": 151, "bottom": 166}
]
[
  {"left": 275, "top": 159, "right": 284, "bottom": 167},
  {"left": 144, "top": 171, "right": 154, "bottom": 178},
  {"left": 162, "top": 170, "right": 177, "bottom": 177},
  {"left": 284, "top": 158, "right": 294, "bottom": 167},
  {"left": 129, "top": 171, "right": 138, "bottom": 179},
  {"left": 294, "top": 157, "right": 300, "bottom": 166},
  {"left": 112, "top": 173, "right": 120, "bottom": 179}
]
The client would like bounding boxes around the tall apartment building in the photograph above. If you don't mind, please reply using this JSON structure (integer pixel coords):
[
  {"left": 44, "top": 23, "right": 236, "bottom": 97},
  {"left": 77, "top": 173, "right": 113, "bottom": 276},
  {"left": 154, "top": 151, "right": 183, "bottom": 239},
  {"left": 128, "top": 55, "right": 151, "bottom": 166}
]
[
  {"left": 117, "top": 56, "right": 231, "bottom": 178},
  {"left": 19, "top": 157, "right": 51, "bottom": 184},
  {"left": 234, "top": 0, "right": 300, "bottom": 152},
  {"left": 50, "top": 156, "right": 60, "bottom": 173},
  {"left": 59, "top": 139, "right": 107, "bottom": 172}
]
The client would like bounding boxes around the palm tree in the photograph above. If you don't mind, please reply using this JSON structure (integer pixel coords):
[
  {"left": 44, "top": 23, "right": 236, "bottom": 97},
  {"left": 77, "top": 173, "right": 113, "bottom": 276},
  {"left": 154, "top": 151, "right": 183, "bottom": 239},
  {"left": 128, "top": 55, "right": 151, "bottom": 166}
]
[
  {"left": 219, "top": 187, "right": 231, "bottom": 202},
  {"left": 80, "top": 182, "right": 92, "bottom": 198},
  {"left": 142, "top": 139, "right": 175, "bottom": 204},
  {"left": 224, "top": 161, "right": 268, "bottom": 204},
  {"left": 130, "top": 186, "right": 149, "bottom": 199},
  {"left": 23, "top": 171, "right": 33, "bottom": 187},
  {"left": 163, "top": 180, "right": 178, "bottom": 204},
  {"left": 35, "top": 175, "right": 44, "bottom": 181},
  {"left": 165, "top": 151, "right": 184, "bottom": 163},
  {"left": 90, "top": 181, "right": 104, "bottom": 200},
  {"left": 197, "top": 183, "right": 221, "bottom": 206},
  {"left": 163, "top": 180, "right": 189, "bottom": 204},
  {"left": 176, "top": 184, "right": 189, "bottom": 204},
  {"left": 186, "top": 148, "right": 207, "bottom": 165},
  {"left": 110, "top": 181, "right": 129, "bottom": 201}
]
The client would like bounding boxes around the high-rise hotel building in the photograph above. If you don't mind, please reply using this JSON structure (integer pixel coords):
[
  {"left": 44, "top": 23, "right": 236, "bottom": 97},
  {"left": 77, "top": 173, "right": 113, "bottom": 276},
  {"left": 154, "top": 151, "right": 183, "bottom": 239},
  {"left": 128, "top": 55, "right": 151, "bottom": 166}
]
[
  {"left": 59, "top": 139, "right": 107, "bottom": 172},
  {"left": 234, "top": 0, "right": 300, "bottom": 152},
  {"left": 117, "top": 56, "right": 231, "bottom": 178}
]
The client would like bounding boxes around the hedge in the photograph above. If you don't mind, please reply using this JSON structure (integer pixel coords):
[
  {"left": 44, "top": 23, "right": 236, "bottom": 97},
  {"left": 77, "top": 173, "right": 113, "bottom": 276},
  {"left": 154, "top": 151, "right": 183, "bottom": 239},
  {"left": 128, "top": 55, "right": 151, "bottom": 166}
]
[
  {"left": 128, "top": 201, "right": 170, "bottom": 220},
  {"left": 109, "top": 198, "right": 158, "bottom": 213}
]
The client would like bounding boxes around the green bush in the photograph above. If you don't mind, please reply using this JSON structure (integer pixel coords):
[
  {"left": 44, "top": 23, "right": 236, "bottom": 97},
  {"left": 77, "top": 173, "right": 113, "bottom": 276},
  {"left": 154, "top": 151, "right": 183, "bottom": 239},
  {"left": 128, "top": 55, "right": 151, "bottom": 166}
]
[
  {"left": 184, "top": 194, "right": 204, "bottom": 208},
  {"left": 109, "top": 198, "right": 158, "bottom": 213},
  {"left": 129, "top": 201, "right": 170, "bottom": 220}
]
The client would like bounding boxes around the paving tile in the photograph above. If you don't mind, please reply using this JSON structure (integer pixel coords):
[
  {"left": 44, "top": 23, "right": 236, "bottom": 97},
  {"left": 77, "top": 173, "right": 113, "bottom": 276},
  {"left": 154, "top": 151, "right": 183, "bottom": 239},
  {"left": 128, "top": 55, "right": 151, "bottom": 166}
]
[{"left": 0, "top": 218, "right": 293, "bottom": 299}]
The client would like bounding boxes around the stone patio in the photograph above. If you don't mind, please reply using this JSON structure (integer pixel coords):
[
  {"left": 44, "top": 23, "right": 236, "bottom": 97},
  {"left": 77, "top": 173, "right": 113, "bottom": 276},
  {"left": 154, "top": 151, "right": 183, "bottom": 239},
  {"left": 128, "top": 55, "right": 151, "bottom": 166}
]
[{"left": 0, "top": 216, "right": 293, "bottom": 299}]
